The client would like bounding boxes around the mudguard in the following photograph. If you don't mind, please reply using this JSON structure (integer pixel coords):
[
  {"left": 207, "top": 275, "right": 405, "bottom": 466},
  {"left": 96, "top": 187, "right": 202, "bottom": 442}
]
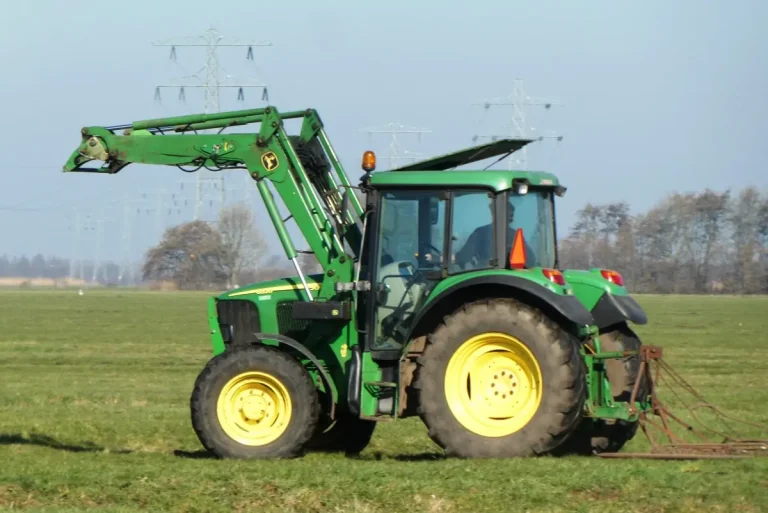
[
  {"left": 407, "top": 274, "right": 594, "bottom": 343},
  {"left": 251, "top": 333, "right": 337, "bottom": 419},
  {"left": 590, "top": 292, "right": 648, "bottom": 329}
]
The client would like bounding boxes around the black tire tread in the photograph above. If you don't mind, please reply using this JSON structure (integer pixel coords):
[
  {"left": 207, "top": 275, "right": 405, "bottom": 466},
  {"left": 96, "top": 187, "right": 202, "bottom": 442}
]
[
  {"left": 412, "top": 298, "right": 586, "bottom": 458},
  {"left": 304, "top": 413, "right": 377, "bottom": 455},
  {"left": 190, "top": 345, "right": 320, "bottom": 459}
]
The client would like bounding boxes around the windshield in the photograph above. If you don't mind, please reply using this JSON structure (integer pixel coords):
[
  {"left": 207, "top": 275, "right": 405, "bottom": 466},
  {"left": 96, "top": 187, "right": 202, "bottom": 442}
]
[{"left": 505, "top": 188, "right": 556, "bottom": 269}]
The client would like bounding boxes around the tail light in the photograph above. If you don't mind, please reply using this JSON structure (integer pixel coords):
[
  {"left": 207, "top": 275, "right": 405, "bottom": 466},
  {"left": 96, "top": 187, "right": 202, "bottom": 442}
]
[
  {"left": 600, "top": 269, "right": 624, "bottom": 286},
  {"left": 542, "top": 269, "right": 566, "bottom": 286}
]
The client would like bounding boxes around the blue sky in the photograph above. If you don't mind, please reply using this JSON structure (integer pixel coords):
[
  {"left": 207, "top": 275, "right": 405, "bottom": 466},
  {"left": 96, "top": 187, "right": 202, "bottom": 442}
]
[{"left": 1, "top": 0, "right": 766, "bottom": 266}]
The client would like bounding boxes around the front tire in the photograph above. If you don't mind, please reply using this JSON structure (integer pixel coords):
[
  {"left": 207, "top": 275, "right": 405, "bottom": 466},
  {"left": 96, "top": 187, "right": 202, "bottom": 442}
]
[
  {"left": 190, "top": 345, "right": 320, "bottom": 459},
  {"left": 412, "top": 299, "right": 586, "bottom": 458}
]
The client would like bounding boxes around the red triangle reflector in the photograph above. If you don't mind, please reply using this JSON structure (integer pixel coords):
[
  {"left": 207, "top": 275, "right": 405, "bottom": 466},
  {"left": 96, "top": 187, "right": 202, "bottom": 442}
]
[{"left": 509, "top": 228, "right": 527, "bottom": 269}]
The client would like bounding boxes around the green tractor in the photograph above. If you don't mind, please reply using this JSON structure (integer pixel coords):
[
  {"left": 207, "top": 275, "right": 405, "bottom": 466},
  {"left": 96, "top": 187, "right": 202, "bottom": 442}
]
[{"left": 63, "top": 106, "right": 652, "bottom": 459}]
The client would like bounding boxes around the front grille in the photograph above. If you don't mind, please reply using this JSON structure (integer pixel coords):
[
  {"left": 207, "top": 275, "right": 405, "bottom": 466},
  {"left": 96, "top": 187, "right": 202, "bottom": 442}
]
[
  {"left": 216, "top": 299, "right": 261, "bottom": 346},
  {"left": 276, "top": 301, "right": 310, "bottom": 342}
]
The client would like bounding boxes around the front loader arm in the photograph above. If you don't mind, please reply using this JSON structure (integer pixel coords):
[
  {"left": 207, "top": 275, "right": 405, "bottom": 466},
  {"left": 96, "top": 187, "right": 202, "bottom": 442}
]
[
  {"left": 62, "top": 107, "right": 361, "bottom": 300},
  {"left": 64, "top": 128, "right": 254, "bottom": 173}
]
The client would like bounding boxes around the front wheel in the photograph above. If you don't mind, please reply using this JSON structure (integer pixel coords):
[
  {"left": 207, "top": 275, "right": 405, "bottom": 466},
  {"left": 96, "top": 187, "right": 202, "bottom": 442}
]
[
  {"left": 412, "top": 298, "right": 586, "bottom": 458},
  {"left": 190, "top": 345, "right": 320, "bottom": 459}
]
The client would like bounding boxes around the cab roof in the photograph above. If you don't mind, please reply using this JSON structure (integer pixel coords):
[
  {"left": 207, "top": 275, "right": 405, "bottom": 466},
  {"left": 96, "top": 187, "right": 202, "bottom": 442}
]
[
  {"left": 367, "top": 138, "right": 561, "bottom": 193},
  {"left": 368, "top": 169, "right": 560, "bottom": 192}
]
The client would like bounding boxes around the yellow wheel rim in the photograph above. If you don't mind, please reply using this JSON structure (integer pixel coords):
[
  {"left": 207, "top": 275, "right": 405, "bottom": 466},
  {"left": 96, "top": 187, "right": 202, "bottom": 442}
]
[
  {"left": 444, "top": 332, "right": 543, "bottom": 437},
  {"left": 216, "top": 371, "right": 292, "bottom": 446}
]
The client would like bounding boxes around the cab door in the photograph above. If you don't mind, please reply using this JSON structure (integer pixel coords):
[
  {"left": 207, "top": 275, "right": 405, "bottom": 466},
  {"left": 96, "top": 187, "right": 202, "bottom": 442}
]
[{"left": 368, "top": 189, "right": 447, "bottom": 355}]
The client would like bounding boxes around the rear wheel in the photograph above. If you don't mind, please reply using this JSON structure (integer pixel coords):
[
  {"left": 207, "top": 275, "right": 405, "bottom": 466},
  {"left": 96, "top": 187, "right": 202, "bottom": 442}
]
[
  {"left": 190, "top": 345, "right": 320, "bottom": 459},
  {"left": 305, "top": 413, "right": 377, "bottom": 455},
  {"left": 412, "top": 299, "right": 586, "bottom": 458},
  {"left": 554, "top": 322, "right": 647, "bottom": 455}
]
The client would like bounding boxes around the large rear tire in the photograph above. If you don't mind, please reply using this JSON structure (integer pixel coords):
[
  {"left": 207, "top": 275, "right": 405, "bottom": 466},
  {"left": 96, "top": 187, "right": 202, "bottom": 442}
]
[
  {"left": 412, "top": 298, "right": 586, "bottom": 458},
  {"left": 304, "top": 413, "right": 377, "bottom": 455},
  {"left": 190, "top": 345, "right": 320, "bottom": 459},
  {"left": 553, "top": 322, "right": 647, "bottom": 455}
]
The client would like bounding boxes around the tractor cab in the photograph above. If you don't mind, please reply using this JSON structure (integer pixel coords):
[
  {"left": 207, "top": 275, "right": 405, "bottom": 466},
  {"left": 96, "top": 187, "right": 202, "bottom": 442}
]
[{"left": 357, "top": 140, "right": 567, "bottom": 353}]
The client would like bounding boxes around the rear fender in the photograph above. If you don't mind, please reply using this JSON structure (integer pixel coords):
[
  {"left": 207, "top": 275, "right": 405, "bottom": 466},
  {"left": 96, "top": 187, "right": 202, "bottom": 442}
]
[
  {"left": 561, "top": 270, "right": 647, "bottom": 330},
  {"left": 404, "top": 275, "right": 594, "bottom": 353},
  {"left": 591, "top": 293, "right": 647, "bottom": 330}
]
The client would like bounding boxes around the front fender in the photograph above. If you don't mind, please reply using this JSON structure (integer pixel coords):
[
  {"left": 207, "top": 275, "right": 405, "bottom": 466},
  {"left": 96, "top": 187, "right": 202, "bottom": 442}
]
[
  {"left": 251, "top": 333, "right": 338, "bottom": 419},
  {"left": 561, "top": 270, "right": 647, "bottom": 329}
]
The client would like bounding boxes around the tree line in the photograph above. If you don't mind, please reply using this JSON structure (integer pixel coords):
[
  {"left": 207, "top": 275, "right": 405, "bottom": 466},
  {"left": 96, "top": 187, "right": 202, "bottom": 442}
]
[
  {"left": 0, "top": 254, "right": 71, "bottom": 279},
  {"left": 3, "top": 187, "right": 766, "bottom": 294},
  {"left": 559, "top": 186, "right": 768, "bottom": 294}
]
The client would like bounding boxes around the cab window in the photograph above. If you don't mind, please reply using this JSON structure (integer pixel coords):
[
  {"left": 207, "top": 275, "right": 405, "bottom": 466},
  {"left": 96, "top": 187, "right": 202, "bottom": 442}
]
[{"left": 450, "top": 191, "right": 495, "bottom": 273}]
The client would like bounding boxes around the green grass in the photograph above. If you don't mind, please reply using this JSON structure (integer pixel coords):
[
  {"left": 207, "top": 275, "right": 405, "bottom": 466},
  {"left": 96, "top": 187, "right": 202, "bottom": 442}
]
[{"left": 1, "top": 290, "right": 767, "bottom": 512}]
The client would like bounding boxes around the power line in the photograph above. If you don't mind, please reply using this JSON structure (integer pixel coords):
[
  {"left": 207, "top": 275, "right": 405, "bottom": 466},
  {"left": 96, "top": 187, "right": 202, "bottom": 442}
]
[
  {"left": 472, "top": 78, "right": 563, "bottom": 170},
  {"left": 360, "top": 122, "right": 431, "bottom": 169},
  {"left": 152, "top": 26, "right": 272, "bottom": 220}
]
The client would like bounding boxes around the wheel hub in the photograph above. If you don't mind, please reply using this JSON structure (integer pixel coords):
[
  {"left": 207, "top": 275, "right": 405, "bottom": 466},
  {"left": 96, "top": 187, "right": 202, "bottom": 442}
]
[
  {"left": 445, "top": 332, "right": 543, "bottom": 437},
  {"left": 476, "top": 354, "right": 529, "bottom": 416},
  {"left": 217, "top": 371, "right": 292, "bottom": 446},
  {"left": 242, "top": 393, "right": 271, "bottom": 421}
]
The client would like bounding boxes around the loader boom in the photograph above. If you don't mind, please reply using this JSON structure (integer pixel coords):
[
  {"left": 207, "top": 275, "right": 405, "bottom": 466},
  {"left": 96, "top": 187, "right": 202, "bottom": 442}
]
[{"left": 63, "top": 106, "right": 364, "bottom": 300}]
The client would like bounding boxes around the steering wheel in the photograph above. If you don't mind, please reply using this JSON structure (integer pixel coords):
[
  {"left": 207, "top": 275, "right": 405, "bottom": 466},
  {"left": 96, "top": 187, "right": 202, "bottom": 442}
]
[
  {"left": 419, "top": 243, "right": 442, "bottom": 265},
  {"left": 424, "top": 242, "right": 442, "bottom": 257}
]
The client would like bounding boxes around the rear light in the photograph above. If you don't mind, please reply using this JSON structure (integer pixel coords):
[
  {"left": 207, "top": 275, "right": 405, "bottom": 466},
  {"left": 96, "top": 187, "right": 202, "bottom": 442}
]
[
  {"left": 542, "top": 269, "right": 566, "bottom": 286},
  {"left": 600, "top": 269, "right": 624, "bottom": 286}
]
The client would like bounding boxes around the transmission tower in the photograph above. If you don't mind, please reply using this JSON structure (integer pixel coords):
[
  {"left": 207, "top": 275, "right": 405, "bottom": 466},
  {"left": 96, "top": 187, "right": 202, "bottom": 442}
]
[
  {"left": 472, "top": 78, "right": 563, "bottom": 170},
  {"left": 360, "top": 122, "right": 431, "bottom": 169},
  {"left": 152, "top": 26, "right": 272, "bottom": 220}
]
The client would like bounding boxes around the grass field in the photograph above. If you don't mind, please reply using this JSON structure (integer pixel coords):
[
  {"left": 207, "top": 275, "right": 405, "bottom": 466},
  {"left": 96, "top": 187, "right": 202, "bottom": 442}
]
[{"left": 1, "top": 290, "right": 767, "bottom": 512}]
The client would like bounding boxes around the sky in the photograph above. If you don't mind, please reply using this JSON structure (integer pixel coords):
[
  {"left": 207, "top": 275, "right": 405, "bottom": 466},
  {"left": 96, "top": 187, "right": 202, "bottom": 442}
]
[{"left": 0, "top": 0, "right": 766, "bottom": 269}]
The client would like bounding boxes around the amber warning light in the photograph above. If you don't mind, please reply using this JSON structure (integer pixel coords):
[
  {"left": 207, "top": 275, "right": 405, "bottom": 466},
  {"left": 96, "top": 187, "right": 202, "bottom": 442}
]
[{"left": 362, "top": 151, "right": 376, "bottom": 172}]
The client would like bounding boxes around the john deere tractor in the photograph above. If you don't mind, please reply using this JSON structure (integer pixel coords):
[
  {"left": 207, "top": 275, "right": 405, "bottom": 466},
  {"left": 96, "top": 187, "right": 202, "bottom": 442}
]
[{"left": 63, "top": 106, "right": 651, "bottom": 459}]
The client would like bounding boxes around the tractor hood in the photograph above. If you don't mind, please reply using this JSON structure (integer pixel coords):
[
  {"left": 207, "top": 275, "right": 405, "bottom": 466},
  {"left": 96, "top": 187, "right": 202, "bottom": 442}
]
[{"left": 219, "top": 274, "right": 324, "bottom": 300}]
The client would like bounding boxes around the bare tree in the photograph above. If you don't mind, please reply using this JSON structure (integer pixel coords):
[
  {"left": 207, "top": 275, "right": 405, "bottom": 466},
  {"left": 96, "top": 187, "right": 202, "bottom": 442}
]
[
  {"left": 570, "top": 203, "right": 603, "bottom": 268},
  {"left": 297, "top": 252, "right": 323, "bottom": 275},
  {"left": 728, "top": 187, "right": 764, "bottom": 293},
  {"left": 142, "top": 220, "right": 228, "bottom": 290},
  {"left": 759, "top": 195, "right": 768, "bottom": 293},
  {"left": 218, "top": 202, "right": 267, "bottom": 288},
  {"left": 563, "top": 202, "right": 632, "bottom": 275},
  {"left": 689, "top": 189, "right": 730, "bottom": 292}
]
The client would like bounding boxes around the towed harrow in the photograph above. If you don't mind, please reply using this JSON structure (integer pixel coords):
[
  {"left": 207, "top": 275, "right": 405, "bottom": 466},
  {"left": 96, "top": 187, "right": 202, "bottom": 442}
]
[{"left": 599, "top": 345, "right": 768, "bottom": 460}]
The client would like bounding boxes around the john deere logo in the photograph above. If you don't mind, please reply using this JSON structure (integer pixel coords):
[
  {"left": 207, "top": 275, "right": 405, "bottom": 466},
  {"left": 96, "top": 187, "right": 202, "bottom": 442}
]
[{"left": 261, "top": 151, "right": 279, "bottom": 171}]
